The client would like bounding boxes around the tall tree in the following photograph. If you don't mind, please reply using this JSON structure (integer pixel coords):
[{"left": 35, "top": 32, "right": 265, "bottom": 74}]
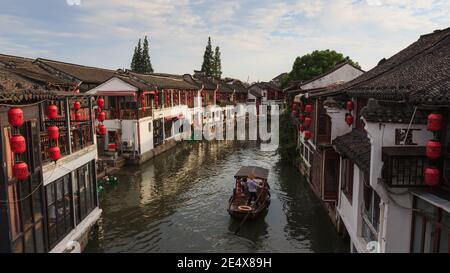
[
  {"left": 282, "top": 49, "right": 361, "bottom": 87},
  {"left": 131, "top": 45, "right": 139, "bottom": 72},
  {"left": 201, "top": 37, "right": 214, "bottom": 76},
  {"left": 142, "top": 36, "right": 154, "bottom": 73},
  {"left": 213, "top": 46, "right": 222, "bottom": 78},
  {"left": 131, "top": 38, "right": 147, "bottom": 73}
]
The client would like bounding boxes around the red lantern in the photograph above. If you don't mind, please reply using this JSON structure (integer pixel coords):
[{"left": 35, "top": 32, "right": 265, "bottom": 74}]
[
  {"left": 346, "top": 101, "right": 354, "bottom": 111},
  {"left": 304, "top": 130, "right": 311, "bottom": 140},
  {"left": 346, "top": 114, "right": 354, "bottom": 126},
  {"left": 8, "top": 108, "right": 24, "bottom": 127},
  {"left": 47, "top": 104, "right": 58, "bottom": 119},
  {"left": 98, "top": 124, "right": 107, "bottom": 136},
  {"left": 141, "top": 99, "right": 146, "bottom": 107},
  {"left": 10, "top": 135, "right": 26, "bottom": 154},
  {"left": 305, "top": 104, "right": 313, "bottom": 113},
  {"left": 97, "top": 97, "right": 105, "bottom": 109},
  {"left": 47, "top": 126, "right": 59, "bottom": 140},
  {"left": 424, "top": 167, "right": 440, "bottom": 186},
  {"left": 304, "top": 117, "right": 312, "bottom": 127},
  {"left": 75, "top": 112, "right": 82, "bottom": 121},
  {"left": 426, "top": 140, "right": 441, "bottom": 159},
  {"left": 299, "top": 113, "right": 306, "bottom": 122},
  {"left": 292, "top": 103, "right": 298, "bottom": 110},
  {"left": 427, "top": 113, "right": 443, "bottom": 131},
  {"left": 299, "top": 125, "right": 305, "bottom": 132},
  {"left": 141, "top": 107, "right": 146, "bottom": 113},
  {"left": 49, "top": 146, "right": 61, "bottom": 161},
  {"left": 96, "top": 107, "right": 102, "bottom": 114},
  {"left": 97, "top": 111, "right": 106, "bottom": 122},
  {"left": 13, "top": 162, "right": 29, "bottom": 181},
  {"left": 292, "top": 110, "right": 298, "bottom": 117},
  {"left": 74, "top": 101, "right": 81, "bottom": 111}
]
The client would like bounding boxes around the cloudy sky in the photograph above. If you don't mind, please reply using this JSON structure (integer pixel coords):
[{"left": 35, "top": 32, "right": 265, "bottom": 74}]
[{"left": 0, "top": 0, "right": 449, "bottom": 82}]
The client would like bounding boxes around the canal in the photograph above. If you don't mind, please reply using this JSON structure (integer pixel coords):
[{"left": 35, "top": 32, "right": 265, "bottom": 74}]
[{"left": 85, "top": 141, "right": 348, "bottom": 253}]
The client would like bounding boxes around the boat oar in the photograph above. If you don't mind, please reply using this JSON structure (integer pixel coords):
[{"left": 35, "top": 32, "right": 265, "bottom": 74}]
[{"left": 234, "top": 187, "right": 265, "bottom": 235}]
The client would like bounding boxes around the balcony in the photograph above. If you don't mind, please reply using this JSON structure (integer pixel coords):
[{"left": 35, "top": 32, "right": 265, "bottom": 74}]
[
  {"left": 382, "top": 147, "right": 428, "bottom": 187},
  {"left": 40, "top": 98, "right": 94, "bottom": 165}
]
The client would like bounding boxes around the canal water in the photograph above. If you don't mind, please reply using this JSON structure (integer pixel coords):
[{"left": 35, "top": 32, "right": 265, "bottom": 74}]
[{"left": 85, "top": 141, "right": 348, "bottom": 253}]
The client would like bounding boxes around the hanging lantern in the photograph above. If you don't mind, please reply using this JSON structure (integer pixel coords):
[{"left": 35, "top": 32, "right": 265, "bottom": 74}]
[
  {"left": 305, "top": 104, "right": 313, "bottom": 113},
  {"left": 292, "top": 110, "right": 298, "bottom": 117},
  {"left": 304, "top": 130, "right": 311, "bottom": 140},
  {"left": 426, "top": 140, "right": 441, "bottom": 159},
  {"left": 75, "top": 112, "right": 82, "bottom": 121},
  {"left": 141, "top": 107, "right": 146, "bottom": 113},
  {"left": 49, "top": 146, "right": 61, "bottom": 161},
  {"left": 299, "top": 125, "right": 305, "bottom": 132},
  {"left": 47, "top": 104, "right": 58, "bottom": 119},
  {"left": 346, "top": 114, "right": 354, "bottom": 126},
  {"left": 292, "top": 103, "right": 298, "bottom": 110},
  {"left": 97, "top": 97, "right": 105, "bottom": 109},
  {"left": 13, "top": 162, "right": 29, "bottom": 181},
  {"left": 304, "top": 117, "right": 312, "bottom": 127},
  {"left": 97, "top": 111, "right": 106, "bottom": 122},
  {"left": 74, "top": 101, "right": 81, "bottom": 111},
  {"left": 346, "top": 101, "right": 354, "bottom": 111},
  {"left": 47, "top": 126, "right": 59, "bottom": 140},
  {"left": 8, "top": 108, "right": 24, "bottom": 127},
  {"left": 424, "top": 167, "right": 440, "bottom": 186},
  {"left": 98, "top": 124, "right": 107, "bottom": 136},
  {"left": 299, "top": 113, "right": 306, "bottom": 122},
  {"left": 10, "top": 135, "right": 26, "bottom": 154},
  {"left": 96, "top": 107, "right": 102, "bottom": 114},
  {"left": 427, "top": 113, "right": 443, "bottom": 131}
]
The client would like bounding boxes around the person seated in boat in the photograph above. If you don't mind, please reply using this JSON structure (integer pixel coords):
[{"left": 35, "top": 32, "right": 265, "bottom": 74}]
[
  {"left": 240, "top": 177, "right": 249, "bottom": 194},
  {"left": 246, "top": 174, "right": 263, "bottom": 205}
]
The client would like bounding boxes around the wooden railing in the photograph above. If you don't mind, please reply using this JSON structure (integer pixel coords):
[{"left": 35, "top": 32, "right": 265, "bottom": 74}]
[{"left": 71, "top": 121, "right": 94, "bottom": 153}]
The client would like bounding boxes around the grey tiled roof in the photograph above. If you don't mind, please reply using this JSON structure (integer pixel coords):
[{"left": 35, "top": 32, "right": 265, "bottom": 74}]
[{"left": 333, "top": 129, "right": 371, "bottom": 173}]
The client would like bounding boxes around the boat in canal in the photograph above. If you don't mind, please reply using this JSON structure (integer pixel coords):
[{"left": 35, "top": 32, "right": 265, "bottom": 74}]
[{"left": 227, "top": 166, "right": 270, "bottom": 219}]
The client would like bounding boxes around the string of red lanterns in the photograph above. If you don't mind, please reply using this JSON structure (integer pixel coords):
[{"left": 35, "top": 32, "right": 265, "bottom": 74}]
[
  {"left": 47, "top": 104, "right": 61, "bottom": 162},
  {"left": 303, "top": 102, "right": 313, "bottom": 140},
  {"left": 345, "top": 100, "right": 354, "bottom": 126},
  {"left": 424, "top": 113, "right": 443, "bottom": 186},
  {"left": 97, "top": 97, "right": 106, "bottom": 136},
  {"left": 8, "top": 107, "right": 30, "bottom": 181}
]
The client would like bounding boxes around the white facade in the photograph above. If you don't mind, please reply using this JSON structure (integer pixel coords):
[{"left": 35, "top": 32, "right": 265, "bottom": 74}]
[{"left": 301, "top": 63, "right": 364, "bottom": 90}]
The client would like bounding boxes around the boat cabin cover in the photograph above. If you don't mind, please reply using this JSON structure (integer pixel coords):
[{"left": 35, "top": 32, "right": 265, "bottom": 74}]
[{"left": 234, "top": 166, "right": 269, "bottom": 180}]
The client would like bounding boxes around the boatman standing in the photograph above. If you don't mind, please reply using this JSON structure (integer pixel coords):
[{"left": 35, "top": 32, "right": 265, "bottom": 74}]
[{"left": 246, "top": 173, "right": 263, "bottom": 205}]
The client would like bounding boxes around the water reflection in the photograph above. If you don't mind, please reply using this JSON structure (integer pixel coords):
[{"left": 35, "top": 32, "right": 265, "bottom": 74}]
[{"left": 85, "top": 141, "right": 348, "bottom": 253}]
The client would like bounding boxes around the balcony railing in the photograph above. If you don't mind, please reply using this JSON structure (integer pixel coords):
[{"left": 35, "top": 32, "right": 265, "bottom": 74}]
[
  {"left": 71, "top": 121, "right": 94, "bottom": 153},
  {"left": 40, "top": 127, "right": 70, "bottom": 164},
  {"left": 382, "top": 147, "right": 428, "bottom": 187}
]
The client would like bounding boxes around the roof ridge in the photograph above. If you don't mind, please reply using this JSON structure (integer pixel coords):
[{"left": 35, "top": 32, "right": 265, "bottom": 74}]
[
  {"left": 36, "top": 58, "right": 115, "bottom": 72},
  {"left": 342, "top": 29, "right": 450, "bottom": 92}
]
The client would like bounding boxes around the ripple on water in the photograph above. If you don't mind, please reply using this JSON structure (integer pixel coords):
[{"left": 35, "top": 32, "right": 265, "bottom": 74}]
[{"left": 85, "top": 141, "right": 348, "bottom": 253}]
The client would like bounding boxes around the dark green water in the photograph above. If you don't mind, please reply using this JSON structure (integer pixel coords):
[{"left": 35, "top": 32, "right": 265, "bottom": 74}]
[{"left": 85, "top": 141, "right": 348, "bottom": 253}]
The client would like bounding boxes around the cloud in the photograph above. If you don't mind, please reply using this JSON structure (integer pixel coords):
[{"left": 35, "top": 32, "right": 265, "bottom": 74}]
[{"left": 0, "top": 0, "right": 449, "bottom": 82}]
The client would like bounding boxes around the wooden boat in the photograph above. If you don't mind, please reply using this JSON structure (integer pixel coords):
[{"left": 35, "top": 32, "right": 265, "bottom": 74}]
[{"left": 227, "top": 166, "right": 270, "bottom": 219}]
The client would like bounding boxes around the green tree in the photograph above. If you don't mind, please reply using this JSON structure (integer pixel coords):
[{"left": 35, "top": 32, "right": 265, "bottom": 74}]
[
  {"left": 142, "top": 36, "right": 154, "bottom": 73},
  {"left": 201, "top": 37, "right": 214, "bottom": 76},
  {"left": 131, "top": 38, "right": 143, "bottom": 72},
  {"left": 213, "top": 46, "right": 222, "bottom": 78},
  {"left": 282, "top": 50, "right": 361, "bottom": 87}
]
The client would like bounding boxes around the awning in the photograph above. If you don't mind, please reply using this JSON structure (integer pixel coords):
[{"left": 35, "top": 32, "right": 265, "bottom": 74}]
[
  {"left": 234, "top": 166, "right": 269, "bottom": 180},
  {"left": 96, "top": 91, "right": 137, "bottom": 97},
  {"left": 143, "top": 90, "right": 157, "bottom": 95}
]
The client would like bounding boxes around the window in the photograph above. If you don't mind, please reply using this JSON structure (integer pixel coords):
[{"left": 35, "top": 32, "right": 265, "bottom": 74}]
[
  {"left": 4, "top": 120, "right": 46, "bottom": 253},
  {"left": 148, "top": 121, "right": 152, "bottom": 132},
  {"left": 341, "top": 158, "right": 354, "bottom": 204},
  {"left": 362, "top": 176, "right": 380, "bottom": 243},
  {"left": 411, "top": 197, "right": 450, "bottom": 253},
  {"left": 45, "top": 174, "right": 73, "bottom": 248},
  {"left": 73, "top": 162, "right": 97, "bottom": 224}
]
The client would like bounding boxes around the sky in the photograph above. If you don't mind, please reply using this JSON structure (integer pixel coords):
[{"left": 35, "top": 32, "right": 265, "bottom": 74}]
[{"left": 0, "top": 0, "right": 449, "bottom": 82}]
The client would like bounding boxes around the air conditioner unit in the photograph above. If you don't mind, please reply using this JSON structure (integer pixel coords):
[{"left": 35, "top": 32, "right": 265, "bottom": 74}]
[{"left": 122, "top": 140, "right": 133, "bottom": 149}]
